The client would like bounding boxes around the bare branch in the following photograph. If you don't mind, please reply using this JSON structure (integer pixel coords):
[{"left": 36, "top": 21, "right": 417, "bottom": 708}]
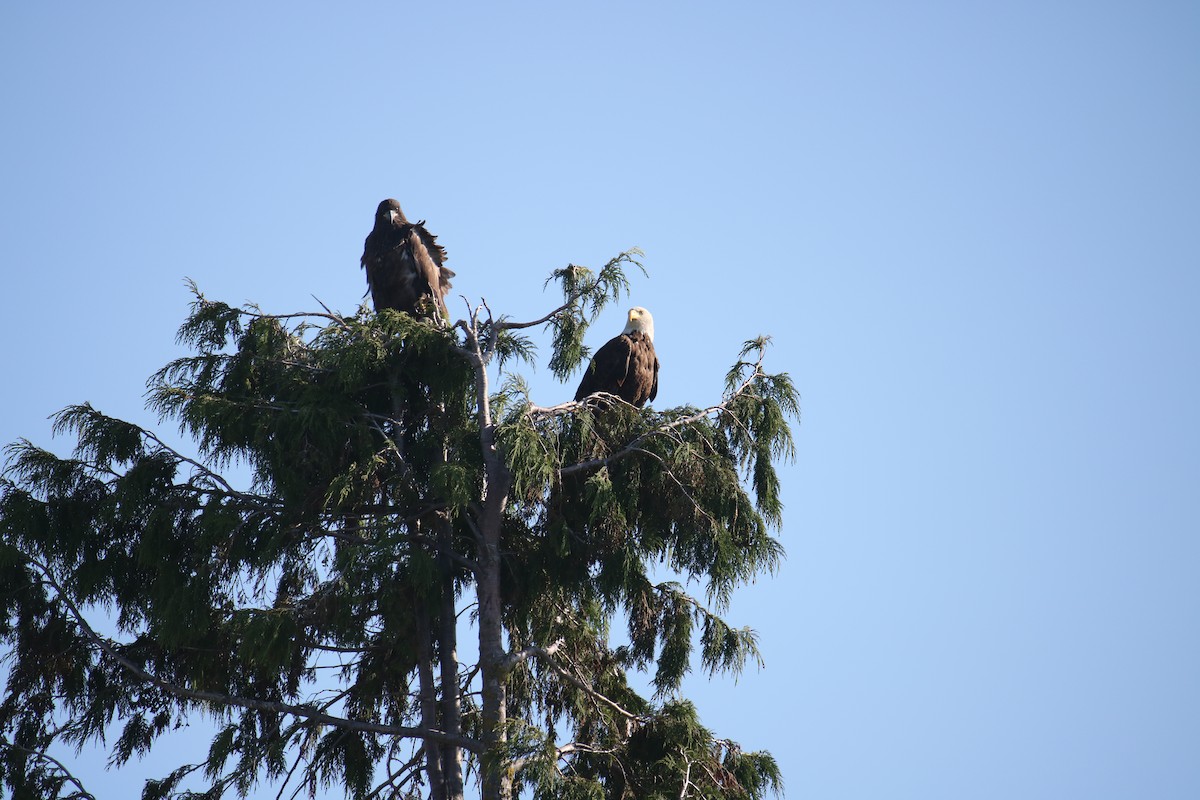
[
  {"left": 498, "top": 638, "right": 564, "bottom": 674},
  {"left": 310, "top": 295, "right": 353, "bottom": 332},
  {"left": 555, "top": 741, "right": 621, "bottom": 759},
  {"left": 236, "top": 308, "right": 349, "bottom": 327},
  {"left": 494, "top": 297, "right": 578, "bottom": 333}
]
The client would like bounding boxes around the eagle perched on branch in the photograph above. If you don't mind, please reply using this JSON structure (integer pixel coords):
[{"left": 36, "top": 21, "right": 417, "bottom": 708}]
[
  {"left": 575, "top": 307, "right": 659, "bottom": 408},
  {"left": 361, "top": 199, "right": 454, "bottom": 317}
]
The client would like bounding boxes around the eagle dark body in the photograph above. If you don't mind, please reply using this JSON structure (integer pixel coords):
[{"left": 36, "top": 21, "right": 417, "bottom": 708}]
[
  {"left": 574, "top": 329, "right": 659, "bottom": 408},
  {"left": 361, "top": 199, "right": 454, "bottom": 317}
]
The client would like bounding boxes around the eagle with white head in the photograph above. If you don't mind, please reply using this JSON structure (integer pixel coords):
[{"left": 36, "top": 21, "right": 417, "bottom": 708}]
[{"left": 574, "top": 307, "right": 659, "bottom": 407}]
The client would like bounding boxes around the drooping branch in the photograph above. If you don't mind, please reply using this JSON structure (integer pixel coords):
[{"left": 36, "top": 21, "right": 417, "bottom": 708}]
[
  {"left": 22, "top": 556, "right": 484, "bottom": 754},
  {"left": 520, "top": 645, "right": 643, "bottom": 723},
  {"left": 139, "top": 425, "right": 266, "bottom": 504},
  {"left": 0, "top": 739, "right": 97, "bottom": 800},
  {"left": 554, "top": 401, "right": 734, "bottom": 479}
]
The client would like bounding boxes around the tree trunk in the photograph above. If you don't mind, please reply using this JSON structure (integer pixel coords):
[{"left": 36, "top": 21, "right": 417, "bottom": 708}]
[
  {"left": 468, "top": 333, "right": 514, "bottom": 800},
  {"left": 477, "top": 469, "right": 513, "bottom": 800},
  {"left": 438, "top": 523, "right": 465, "bottom": 799},
  {"left": 414, "top": 595, "right": 446, "bottom": 800}
]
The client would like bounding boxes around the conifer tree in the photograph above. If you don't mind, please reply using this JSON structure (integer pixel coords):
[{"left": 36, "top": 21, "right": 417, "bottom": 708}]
[{"left": 0, "top": 252, "right": 798, "bottom": 800}]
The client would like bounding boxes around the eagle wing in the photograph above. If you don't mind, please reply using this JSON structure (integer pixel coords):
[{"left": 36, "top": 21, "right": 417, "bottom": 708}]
[
  {"left": 575, "top": 332, "right": 657, "bottom": 407},
  {"left": 648, "top": 354, "right": 659, "bottom": 403},
  {"left": 625, "top": 332, "right": 657, "bottom": 407},
  {"left": 361, "top": 221, "right": 454, "bottom": 317},
  {"left": 405, "top": 225, "right": 452, "bottom": 317},
  {"left": 361, "top": 224, "right": 412, "bottom": 312},
  {"left": 575, "top": 334, "right": 635, "bottom": 402}
]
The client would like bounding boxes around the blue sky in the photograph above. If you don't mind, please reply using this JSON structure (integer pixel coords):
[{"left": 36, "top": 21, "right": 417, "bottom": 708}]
[{"left": 2, "top": 2, "right": 1198, "bottom": 798}]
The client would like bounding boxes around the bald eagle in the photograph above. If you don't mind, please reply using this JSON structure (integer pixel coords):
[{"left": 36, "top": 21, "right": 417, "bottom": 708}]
[
  {"left": 574, "top": 307, "right": 659, "bottom": 408},
  {"left": 361, "top": 199, "right": 454, "bottom": 317}
]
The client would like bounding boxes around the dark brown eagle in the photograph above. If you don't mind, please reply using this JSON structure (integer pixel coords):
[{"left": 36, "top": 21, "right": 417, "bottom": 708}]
[
  {"left": 574, "top": 307, "right": 659, "bottom": 407},
  {"left": 360, "top": 199, "right": 454, "bottom": 317}
]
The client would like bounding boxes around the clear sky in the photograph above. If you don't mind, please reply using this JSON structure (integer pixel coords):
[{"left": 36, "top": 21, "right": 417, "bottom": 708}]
[{"left": 2, "top": 2, "right": 1198, "bottom": 798}]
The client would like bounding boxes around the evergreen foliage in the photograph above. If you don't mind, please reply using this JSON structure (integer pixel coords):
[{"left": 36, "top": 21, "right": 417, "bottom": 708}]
[{"left": 0, "top": 253, "right": 797, "bottom": 800}]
